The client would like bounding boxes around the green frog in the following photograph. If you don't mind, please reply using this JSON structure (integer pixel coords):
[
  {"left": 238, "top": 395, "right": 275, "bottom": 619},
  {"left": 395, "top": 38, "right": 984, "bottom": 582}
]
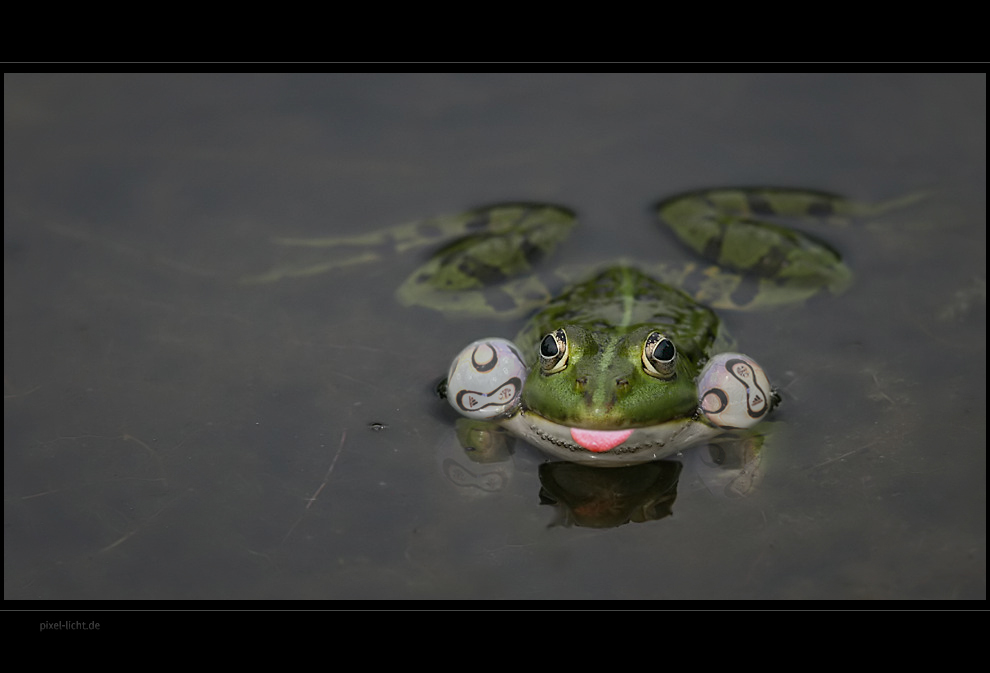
[{"left": 247, "top": 188, "right": 917, "bottom": 467}]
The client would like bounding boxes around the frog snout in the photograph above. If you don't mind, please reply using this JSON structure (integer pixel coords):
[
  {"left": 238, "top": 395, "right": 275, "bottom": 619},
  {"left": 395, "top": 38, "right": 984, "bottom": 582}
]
[{"left": 577, "top": 375, "right": 635, "bottom": 416}]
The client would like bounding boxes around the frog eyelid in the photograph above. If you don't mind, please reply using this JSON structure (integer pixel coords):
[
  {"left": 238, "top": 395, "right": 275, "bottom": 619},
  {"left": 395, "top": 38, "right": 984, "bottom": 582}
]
[{"left": 642, "top": 331, "right": 677, "bottom": 380}]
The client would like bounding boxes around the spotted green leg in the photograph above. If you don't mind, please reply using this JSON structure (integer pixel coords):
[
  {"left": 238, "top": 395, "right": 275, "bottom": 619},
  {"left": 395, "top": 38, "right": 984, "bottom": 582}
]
[
  {"left": 393, "top": 204, "right": 576, "bottom": 319},
  {"left": 655, "top": 188, "right": 926, "bottom": 310},
  {"left": 242, "top": 203, "right": 573, "bottom": 287}
]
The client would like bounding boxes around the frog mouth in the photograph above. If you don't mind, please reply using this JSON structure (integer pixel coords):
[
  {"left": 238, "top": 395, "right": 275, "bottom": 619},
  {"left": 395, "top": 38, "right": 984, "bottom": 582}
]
[{"left": 502, "top": 411, "right": 719, "bottom": 465}]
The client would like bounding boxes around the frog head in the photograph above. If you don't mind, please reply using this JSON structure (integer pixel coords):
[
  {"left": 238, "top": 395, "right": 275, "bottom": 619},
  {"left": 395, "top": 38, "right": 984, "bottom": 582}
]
[
  {"left": 445, "top": 335, "right": 776, "bottom": 465},
  {"left": 520, "top": 324, "right": 699, "bottom": 434}
]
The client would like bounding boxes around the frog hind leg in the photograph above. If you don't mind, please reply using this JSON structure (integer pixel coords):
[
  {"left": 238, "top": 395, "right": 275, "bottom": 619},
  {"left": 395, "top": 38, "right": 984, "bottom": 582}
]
[
  {"left": 396, "top": 203, "right": 577, "bottom": 318},
  {"left": 242, "top": 207, "right": 517, "bottom": 284},
  {"left": 656, "top": 188, "right": 865, "bottom": 309}
]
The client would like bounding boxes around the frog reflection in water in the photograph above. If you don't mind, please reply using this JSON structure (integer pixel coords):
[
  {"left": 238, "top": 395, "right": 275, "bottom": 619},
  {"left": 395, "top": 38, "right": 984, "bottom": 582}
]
[{"left": 248, "top": 188, "right": 917, "bottom": 497}]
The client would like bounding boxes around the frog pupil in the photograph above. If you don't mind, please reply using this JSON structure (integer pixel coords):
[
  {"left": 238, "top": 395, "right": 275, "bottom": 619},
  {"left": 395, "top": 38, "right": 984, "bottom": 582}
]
[
  {"left": 655, "top": 338, "right": 675, "bottom": 362},
  {"left": 541, "top": 334, "right": 558, "bottom": 357}
]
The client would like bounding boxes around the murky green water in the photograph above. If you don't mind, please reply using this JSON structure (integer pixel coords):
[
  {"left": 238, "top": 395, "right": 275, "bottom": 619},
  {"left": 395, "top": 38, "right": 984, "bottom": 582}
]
[{"left": 5, "top": 73, "right": 984, "bottom": 599}]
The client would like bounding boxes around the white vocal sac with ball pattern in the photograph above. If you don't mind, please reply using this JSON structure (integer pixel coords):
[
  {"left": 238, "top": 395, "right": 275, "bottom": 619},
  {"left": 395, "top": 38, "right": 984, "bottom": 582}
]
[{"left": 446, "top": 338, "right": 526, "bottom": 420}]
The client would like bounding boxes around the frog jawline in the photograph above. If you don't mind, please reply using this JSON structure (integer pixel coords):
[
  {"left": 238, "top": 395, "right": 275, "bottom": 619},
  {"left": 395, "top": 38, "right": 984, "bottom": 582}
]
[{"left": 501, "top": 411, "right": 721, "bottom": 467}]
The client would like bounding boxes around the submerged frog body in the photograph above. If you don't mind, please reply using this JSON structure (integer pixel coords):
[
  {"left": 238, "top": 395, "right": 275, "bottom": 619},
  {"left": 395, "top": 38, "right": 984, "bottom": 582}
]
[
  {"left": 248, "top": 188, "right": 918, "bottom": 467},
  {"left": 433, "top": 189, "right": 869, "bottom": 465}
]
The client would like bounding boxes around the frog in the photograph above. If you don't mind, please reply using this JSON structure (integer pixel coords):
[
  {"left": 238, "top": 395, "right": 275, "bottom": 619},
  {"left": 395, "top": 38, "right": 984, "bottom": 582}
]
[{"left": 245, "top": 188, "right": 920, "bottom": 467}]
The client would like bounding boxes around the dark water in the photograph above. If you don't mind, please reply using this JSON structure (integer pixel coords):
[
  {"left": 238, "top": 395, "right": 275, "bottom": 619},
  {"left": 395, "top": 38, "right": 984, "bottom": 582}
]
[{"left": 5, "top": 73, "right": 984, "bottom": 599}]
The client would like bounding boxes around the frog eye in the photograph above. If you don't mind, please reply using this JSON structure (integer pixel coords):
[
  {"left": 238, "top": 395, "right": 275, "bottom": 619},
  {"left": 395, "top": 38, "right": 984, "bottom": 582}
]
[
  {"left": 539, "top": 328, "right": 569, "bottom": 374},
  {"left": 642, "top": 331, "right": 677, "bottom": 380}
]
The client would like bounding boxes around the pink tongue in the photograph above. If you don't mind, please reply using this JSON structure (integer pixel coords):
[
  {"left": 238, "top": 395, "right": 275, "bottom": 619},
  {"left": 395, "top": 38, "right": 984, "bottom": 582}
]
[{"left": 570, "top": 428, "right": 634, "bottom": 452}]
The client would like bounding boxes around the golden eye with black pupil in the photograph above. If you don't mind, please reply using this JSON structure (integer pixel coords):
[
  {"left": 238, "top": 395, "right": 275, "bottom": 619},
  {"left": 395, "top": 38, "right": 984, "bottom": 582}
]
[
  {"left": 642, "top": 331, "right": 677, "bottom": 380},
  {"left": 539, "top": 328, "right": 569, "bottom": 374}
]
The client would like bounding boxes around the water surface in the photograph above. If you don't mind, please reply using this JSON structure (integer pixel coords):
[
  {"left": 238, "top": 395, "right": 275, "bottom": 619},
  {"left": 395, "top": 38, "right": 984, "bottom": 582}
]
[{"left": 4, "top": 73, "right": 984, "bottom": 599}]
